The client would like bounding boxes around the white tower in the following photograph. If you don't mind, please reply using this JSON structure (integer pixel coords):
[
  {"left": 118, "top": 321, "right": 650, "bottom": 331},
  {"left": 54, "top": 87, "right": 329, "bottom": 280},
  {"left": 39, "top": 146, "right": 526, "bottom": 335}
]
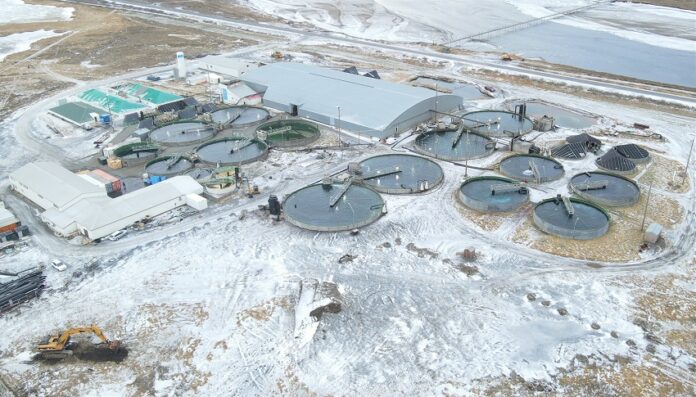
[{"left": 176, "top": 51, "right": 186, "bottom": 79}]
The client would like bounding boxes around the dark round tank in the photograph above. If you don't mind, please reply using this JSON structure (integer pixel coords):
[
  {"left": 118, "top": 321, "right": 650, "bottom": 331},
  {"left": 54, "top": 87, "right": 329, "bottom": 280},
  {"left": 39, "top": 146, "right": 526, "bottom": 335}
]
[
  {"left": 458, "top": 176, "right": 529, "bottom": 212},
  {"left": 195, "top": 137, "right": 268, "bottom": 165},
  {"left": 500, "top": 154, "right": 564, "bottom": 183},
  {"left": 570, "top": 171, "right": 640, "bottom": 207},
  {"left": 283, "top": 183, "right": 385, "bottom": 232},
  {"left": 533, "top": 197, "right": 610, "bottom": 240},
  {"left": 211, "top": 106, "right": 269, "bottom": 127},
  {"left": 414, "top": 130, "right": 495, "bottom": 161},
  {"left": 462, "top": 110, "right": 533, "bottom": 137},
  {"left": 257, "top": 119, "right": 320, "bottom": 147},
  {"left": 145, "top": 156, "right": 193, "bottom": 177},
  {"left": 149, "top": 122, "right": 215, "bottom": 146},
  {"left": 358, "top": 154, "right": 443, "bottom": 194}
]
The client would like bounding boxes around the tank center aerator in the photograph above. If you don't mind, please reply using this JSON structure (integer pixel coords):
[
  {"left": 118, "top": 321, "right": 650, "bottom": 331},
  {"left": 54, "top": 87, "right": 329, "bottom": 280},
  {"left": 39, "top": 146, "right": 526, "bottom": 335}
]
[
  {"left": 490, "top": 183, "right": 527, "bottom": 195},
  {"left": 329, "top": 179, "right": 353, "bottom": 207},
  {"left": 562, "top": 196, "right": 575, "bottom": 217},
  {"left": 575, "top": 180, "right": 609, "bottom": 191},
  {"left": 529, "top": 160, "right": 541, "bottom": 182},
  {"left": 166, "top": 154, "right": 182, "bottom": 169},
  {"left": 229, "top": 139, "right": 253, "bottom": 154},
  {"left": 360, "top": 167, "right": 402, "bottom": 181}
]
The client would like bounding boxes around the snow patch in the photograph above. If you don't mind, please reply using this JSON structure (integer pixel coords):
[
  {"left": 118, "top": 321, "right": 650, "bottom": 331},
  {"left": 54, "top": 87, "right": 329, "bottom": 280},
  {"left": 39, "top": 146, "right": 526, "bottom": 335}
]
[
  {"left": 1, "top": 0, "right": 74, "bottom": 25},
  {"left": 0, "top": 29, "right": 64, "bottom": 62}
]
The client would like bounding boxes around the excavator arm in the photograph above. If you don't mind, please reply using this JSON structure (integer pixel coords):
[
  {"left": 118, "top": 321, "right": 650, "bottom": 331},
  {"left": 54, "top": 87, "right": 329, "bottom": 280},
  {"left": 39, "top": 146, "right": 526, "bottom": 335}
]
[{"left": 38, "top": 325, "right": 117, "bottom": 352}]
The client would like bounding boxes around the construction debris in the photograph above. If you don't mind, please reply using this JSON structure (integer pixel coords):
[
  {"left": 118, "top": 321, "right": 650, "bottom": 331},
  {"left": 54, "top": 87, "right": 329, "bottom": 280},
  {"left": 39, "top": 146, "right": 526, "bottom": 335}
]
[
  {"left": 294, "top": 279, "right": 343, "bottom": 346},
  {"left": 0, "top": 270, "right": 46, "bottom": 314}
]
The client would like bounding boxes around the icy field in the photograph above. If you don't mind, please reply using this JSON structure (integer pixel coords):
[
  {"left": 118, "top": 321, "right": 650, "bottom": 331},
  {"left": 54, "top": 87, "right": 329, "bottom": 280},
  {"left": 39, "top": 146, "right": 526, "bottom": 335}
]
[
  {"left": 1, "top": 0, "right": 74, "bottom": 25},
  {"left": 239, "top": 0, "right": 695, "bottom": 51},
  {"left": 0, "top": 79, "right": 695, "bottom": 394},
  {"left": 0, "top": 29, "right": 63, "bottom": 62}
]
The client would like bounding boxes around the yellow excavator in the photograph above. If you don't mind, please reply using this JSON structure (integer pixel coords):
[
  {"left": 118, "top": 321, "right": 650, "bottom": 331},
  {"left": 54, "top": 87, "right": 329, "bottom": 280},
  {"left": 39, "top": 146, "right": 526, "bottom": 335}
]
[{"left": 37, "top": 325, "right": 121, "bottom": 360}]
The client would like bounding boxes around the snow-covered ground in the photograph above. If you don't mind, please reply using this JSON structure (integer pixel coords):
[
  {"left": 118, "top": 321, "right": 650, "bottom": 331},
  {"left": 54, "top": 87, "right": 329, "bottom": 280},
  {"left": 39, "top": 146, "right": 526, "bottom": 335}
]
[
  {"left": 240, "top": 0, "right": 695, "bottom": 52},
  {"left": 0, "top": 29, "right": 64, "bottom": 62},
  {"left": 0, "top": 0, "right": 74, "bottom": 25},
  {"left": 0, "top": 56, "right": 694, "bottom": 393}
]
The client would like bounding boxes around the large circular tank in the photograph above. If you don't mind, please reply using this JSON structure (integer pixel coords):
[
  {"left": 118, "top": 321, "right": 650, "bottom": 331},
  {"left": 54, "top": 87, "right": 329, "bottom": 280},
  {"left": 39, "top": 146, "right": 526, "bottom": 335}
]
[
  {"left": 256, "top": 119, "right": 320, "bottom": 147},
  {"left": 357, "top": 154, "right": 443, "bottom": 194},
  {"left": 461, "top": 110, "right": 533, "bottom": 137},
  {"left": 508, "top": 101, "right": 596, "bottom": 129},
  {"left": 149, "top": 121, "right": 215, "bottom": 146},
  {"left": 533, "top": 197, "right": 610, "bottom": 240},
  {"left": 145, "top": 155, "right": 193, "bottom": 177},
  {"left": 195, "top": 137, "right": 268, "bottom": 166},
  {"left": 283, "top": 182, "right": 385, "bottom": 232},
  {"left": 113, "top": 142, "right": 159, "bottom": 165},
  {"left": 458, "top": 176, "right": 529, "bottom": 212},
  {"left": 186, "top": 167, "right": 214, "bottom": 182},
  {"left": 570, "top": 171, "right": 640, "bottom": 207},
  {"left": 211, "top": 106, "right": 269, "bottom": 127},
  {"left": 499, "top": 154, "right": 564, "bottom": 183},
  {"left": 414, "top": 130, "right": 495, "bottom": 161}
]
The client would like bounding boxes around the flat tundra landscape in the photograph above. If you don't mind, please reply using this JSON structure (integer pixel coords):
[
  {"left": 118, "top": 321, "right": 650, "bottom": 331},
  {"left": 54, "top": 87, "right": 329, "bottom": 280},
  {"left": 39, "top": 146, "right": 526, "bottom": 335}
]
[{"left": 0, "top": 0, "right": 694, "bottom": 396}]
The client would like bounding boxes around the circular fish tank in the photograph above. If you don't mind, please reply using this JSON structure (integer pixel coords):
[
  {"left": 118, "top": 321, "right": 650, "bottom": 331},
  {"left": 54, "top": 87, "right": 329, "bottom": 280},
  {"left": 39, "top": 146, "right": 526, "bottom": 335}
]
[
  {"left": 500, "top": 154, "right": 564, "bottom": 183},
  {"left": 283, "top": 182, "right": 385, "bottom": 232},
  {"left": 508, "top": 101, "right": 596, "bottom": 129},
  {"left": 570, "top": 171, "right": 640, "bottom": 207},
  {"left": 461, "top": 110, "right": 533, "bottom": 137},
  {"left": 256, "top": 119, "right": 320, "bottom": 147},
  {"left": 186, "top": 167, "right": 214, "bottom": 182},
  {"left": 145, "top": 155, "right": 193, "bottom": 177},
  {"left": 533, "top": 197, "right": 610, "bottom": 240},
  {"left": 195, "top": 137, "right": 268, "bottom": 166},
  {"left": 149, "top": 121, "right": 215, "bottom": 146},
  {"left": 458, "top": 176, "right": 529, "bottom": 212},
  {"left": 357, "top": 154, "right": 444, "bottom": 194},
  {"left": 414, "top": 130, "right": 495, "bottom": 161},
  {"left": 211, "top": 106, "right": 269, "bottom": 127},
  {"left": 113, "top": 142, "right": 159, "bottom": 165}
]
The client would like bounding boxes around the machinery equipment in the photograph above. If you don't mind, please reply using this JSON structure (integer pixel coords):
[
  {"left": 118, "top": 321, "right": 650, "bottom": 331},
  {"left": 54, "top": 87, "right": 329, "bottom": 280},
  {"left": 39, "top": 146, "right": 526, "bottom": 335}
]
[{"left": 37, "top": 325, "right": 120, "bottom": 360}]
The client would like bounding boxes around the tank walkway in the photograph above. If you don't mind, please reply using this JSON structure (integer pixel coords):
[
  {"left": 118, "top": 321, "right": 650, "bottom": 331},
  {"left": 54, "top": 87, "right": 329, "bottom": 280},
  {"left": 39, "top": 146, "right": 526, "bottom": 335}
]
[{"left": 443, "top": 0, "right": 615, "bottom": 45}]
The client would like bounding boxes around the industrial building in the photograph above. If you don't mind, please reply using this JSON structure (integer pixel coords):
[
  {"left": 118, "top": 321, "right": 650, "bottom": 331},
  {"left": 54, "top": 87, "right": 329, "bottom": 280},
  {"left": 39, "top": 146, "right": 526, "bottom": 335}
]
[
  {"left": 48, "top": 102, "right": 104, "bottom": 129},
  {"left": 197, "top": 55, "right": 259, "bottom": 78},
  {"left": 9, "top": 162, "right": 207, "bottom": 241},
  {"left": 240, "top": 62, "right": 462, "bottom": 138},
  {"left": 0, "top": 201, "right": 20, "bottom": 233}
]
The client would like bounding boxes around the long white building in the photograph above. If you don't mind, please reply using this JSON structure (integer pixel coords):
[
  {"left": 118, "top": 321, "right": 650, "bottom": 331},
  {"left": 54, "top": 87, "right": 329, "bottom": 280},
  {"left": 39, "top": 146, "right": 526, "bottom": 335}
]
[{"left": 10, "top": 162, "right": 207, "bottom": 240}]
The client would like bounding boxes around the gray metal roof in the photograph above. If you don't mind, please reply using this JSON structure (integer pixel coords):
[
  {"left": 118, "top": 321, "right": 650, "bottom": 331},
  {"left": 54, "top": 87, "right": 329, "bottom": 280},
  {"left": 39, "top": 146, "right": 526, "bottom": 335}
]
[
  {"left": 9, "top": 162, "right": 106, "bottom": 209},
  {"left": 48, "top": 102, "right": 102, "bottom": 125},
  {"left": 42, "top": 176, "right": 203, "bottom": 233},
  {"left": 241, "top": 62, "right": 460, "bottom": 133}
]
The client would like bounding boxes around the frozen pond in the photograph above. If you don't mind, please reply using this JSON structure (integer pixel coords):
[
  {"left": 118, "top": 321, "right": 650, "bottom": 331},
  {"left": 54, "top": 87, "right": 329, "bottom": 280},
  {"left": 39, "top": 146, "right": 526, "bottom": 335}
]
[
  {"left": 412, "top": 77, "right": 487, "bottom": 101},
  {"left": 492, "top": 22, "right": 696, "bottom": 88}
]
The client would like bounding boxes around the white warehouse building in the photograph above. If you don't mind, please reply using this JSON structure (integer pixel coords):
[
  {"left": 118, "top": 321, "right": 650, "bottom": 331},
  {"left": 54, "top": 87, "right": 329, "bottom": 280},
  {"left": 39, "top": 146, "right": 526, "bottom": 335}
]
[
  {"left": 240, "top": 62, "right": 463, "bottom": 138},
  {"left": 9, "top": 162, "right": 207, "bottom": 240}
]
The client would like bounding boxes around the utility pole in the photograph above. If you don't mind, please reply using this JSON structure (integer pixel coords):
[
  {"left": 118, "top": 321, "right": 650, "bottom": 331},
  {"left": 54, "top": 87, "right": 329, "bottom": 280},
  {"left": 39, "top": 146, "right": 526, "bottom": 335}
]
[
  {"left": 682, "top": 135, "right": 695, "bottom": 186},
  {"left": 640, "top": 181, "right": 653, "bottom": 231}
]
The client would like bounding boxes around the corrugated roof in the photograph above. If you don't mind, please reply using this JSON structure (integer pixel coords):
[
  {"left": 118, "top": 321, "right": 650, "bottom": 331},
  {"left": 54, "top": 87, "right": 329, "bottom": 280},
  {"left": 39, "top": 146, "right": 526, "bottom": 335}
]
[
  {"left": 42, "top": 176, "right": 203, "bottom": 232},
  {"left": 596, "top": 149, "right": 636, "bottom": 172},
  {"left": 10, "top": 162, "right": 106, "bottom": 209},
  {"left": 241, "top": 62, "right": 456, "bottom": 132},
  {"left": 615, "top": 144, "right": 649, "bottom": 160},
  {"left": 49, "top": 102, "right": 103, "bottom": 124},
  {"left": 551, "top": 142, "right": 587, "bottom": 159}
]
